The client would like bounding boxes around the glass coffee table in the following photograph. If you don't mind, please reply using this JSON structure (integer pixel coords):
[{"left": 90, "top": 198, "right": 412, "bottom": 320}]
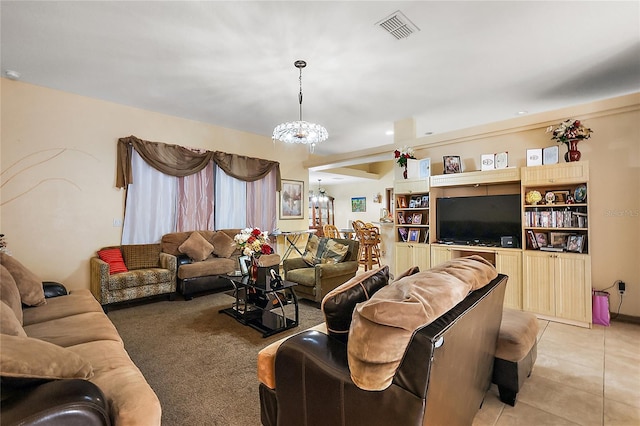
[{"left": 219, "top": 274, "right": 299, "bottom": 338}]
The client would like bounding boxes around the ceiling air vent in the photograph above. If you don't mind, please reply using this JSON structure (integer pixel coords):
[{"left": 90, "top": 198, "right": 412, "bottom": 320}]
[{"left": 376, "top": 10, "right": 420, "bottom": 40}]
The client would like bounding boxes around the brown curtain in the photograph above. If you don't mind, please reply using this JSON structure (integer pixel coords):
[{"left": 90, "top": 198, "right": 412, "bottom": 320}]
[{"left": 116, "top": 135, "right": 281, "bottom": 190}]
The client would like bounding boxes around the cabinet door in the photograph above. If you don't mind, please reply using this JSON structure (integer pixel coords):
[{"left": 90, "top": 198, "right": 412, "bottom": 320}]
[
  {"left": 523, "top": 251, "right": 555, "bottom": 316},
  {"left": 395, "top": 243, "right": 414, "bottom": 273},
  {"left": 555, "top": 254, "right": 592, "bottom": 323},
  {"left": 430, "top": 245, "right": 452, "bottom": 267},
  {"left": 413, "top": 244, "right": 431, "bottom": 271},
  {"left": 496, "top": 250, "right": 522, "bottom": 310}
]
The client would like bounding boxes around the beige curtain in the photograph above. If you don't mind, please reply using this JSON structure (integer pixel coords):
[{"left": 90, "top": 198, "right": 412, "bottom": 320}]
[{"left": 116, "top": 135, "right": 281, "bottom": 190}]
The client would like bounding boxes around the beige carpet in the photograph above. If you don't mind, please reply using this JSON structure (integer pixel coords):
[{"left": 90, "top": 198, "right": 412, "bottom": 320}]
[{"left": 107, "top": 291, "right": 325, "bottom": 425}]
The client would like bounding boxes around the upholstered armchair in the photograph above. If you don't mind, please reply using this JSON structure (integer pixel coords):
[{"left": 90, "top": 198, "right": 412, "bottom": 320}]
[
  {"left": 90, "top": 243, "right": 177, "bottom": 310},
  {"left": 282, "top": 237, "right": 359, "bottom": 303}
]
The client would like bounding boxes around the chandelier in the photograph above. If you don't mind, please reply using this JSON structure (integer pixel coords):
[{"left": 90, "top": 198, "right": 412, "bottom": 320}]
[
  {"left": 310, "top": 179, "right": 328, "bottom": 203},
  {"left": 272, "top": 60, "right": 328, "bottom": 153}
]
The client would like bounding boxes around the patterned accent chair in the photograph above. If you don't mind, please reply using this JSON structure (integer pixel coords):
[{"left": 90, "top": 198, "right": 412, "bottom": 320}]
[{"left": 90, "top": 244, "right": 177, "bottom": 310}]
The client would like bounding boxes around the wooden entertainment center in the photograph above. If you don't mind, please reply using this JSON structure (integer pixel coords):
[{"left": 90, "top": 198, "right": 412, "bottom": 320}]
[{"left": 394, "top": 162, "right": 592, "bottom": 328}]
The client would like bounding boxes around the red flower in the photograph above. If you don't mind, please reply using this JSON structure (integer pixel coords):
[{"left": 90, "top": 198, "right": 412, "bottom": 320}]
[
  {"left": 394, "top": 150, "right": 401, "bottom": 158},
  {"left": 261, "top": 244, "right": 273, "bottom": 255},
  {"left": 247, "top": 236, "right": 256, "bottom": 244},
  {"left": 251, "top": 228, "right": 261, "bottom": 236}
]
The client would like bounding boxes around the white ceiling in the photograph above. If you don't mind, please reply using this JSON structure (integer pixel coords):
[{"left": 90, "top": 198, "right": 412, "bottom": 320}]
[{"left": 2, "top": 1, "right": 639, "bottom": 162}]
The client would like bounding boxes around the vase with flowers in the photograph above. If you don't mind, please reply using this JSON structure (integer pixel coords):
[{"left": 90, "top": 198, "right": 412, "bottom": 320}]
[
  {"left": 546, "top": 119, "right": 593, "bottom": 162},
  {"left": 394, "top": 145, "right": 416, "bottom": 179},
  {"left": 234, "top": 228, "right": 273, "bottom": 281}
]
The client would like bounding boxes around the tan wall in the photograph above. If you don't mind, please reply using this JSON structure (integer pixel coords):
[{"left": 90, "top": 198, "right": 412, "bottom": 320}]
[{"left": 1, "top": 79, "right": 309, "bottom": 291}]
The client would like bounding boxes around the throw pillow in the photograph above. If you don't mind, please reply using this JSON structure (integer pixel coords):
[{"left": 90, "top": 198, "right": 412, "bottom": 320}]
[
  {"left": 178, "top": 232, "right": 214, "bottom": 262},
  {"left": 0, "top": 265, "right": 23, "bottom": 325},
  {"left": 0, "top": 301, "right": 26, "bottom": 337},
  {"left": 210, "top": 231, "right": 237, "bottom": 258},
  {"left": 97, "top": 248, "right": 129, "bottom": 275},
  {"left": 0, "top": 253, "right": 46, "bottom": 307},
  {"left": 321, "top": 265, "right": 389, "bottom": 342},
  {"left": 302, "top": 234, "right": 323, "bottom": 266},
  {"left": 0, "top": 334, "right": 93, "bottom": 381},
  {"left": 321, "top": 239, "right": 349, "bottom": 264}
]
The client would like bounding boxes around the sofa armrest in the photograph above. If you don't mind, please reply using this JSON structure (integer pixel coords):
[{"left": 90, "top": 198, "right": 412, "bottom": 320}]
[
  {"left": 1, "top": 379, "right": 110, "bottom": 426},
  {"left": 176, "top": 254, "right": 193, "bottom": 267},
  {"left": 283, "top": 258, "right": 308, "bottom": 274},
  {"left": 314, "top": 261, "right": 359, "bottom": 279},
  {"left": 42, "top": 281, "right": 68, "bottom": 298}
]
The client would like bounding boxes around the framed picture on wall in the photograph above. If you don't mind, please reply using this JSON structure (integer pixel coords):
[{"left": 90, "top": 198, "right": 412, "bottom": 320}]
[
  {"left": 351, "top": 197, "right": 366, "bottom": 212},
  {"left": 279, "top": 179, "right": 304, "bottom": 219}
]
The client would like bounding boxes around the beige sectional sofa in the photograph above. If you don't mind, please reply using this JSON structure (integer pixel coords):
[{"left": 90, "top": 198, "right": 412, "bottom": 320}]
[{"left": 1, "top": 253, "right": 161, "bottom": 425}]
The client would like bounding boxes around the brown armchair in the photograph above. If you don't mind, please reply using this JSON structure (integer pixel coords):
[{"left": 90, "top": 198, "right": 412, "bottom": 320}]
[{"left": 282, "top": 237, "right": 359, "bottom": 303}]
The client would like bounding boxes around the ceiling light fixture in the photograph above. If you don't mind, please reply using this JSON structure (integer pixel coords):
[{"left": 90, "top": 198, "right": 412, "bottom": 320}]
[
  {"left": 310, "top": 179, "right": 328, "bottom": 203},
  {"left": 273, "top": 60, "right": 328, "bottom": 153}
]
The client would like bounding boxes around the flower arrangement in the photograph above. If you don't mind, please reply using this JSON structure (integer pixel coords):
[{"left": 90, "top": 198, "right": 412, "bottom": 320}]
[
  {"left": 394, "top": 145, "right": 416, "bottom": 167},
  {"left": 234, "top": 228, "right": 273, "bottom": 257},
  {"left": 546, "top": 119, "right": 593, "bottom": 144}
]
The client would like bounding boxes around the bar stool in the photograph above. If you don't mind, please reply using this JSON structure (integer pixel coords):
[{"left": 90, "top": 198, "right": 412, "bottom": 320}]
[{"left": 357, "top": 227, "right": 382, "bottom": 271}]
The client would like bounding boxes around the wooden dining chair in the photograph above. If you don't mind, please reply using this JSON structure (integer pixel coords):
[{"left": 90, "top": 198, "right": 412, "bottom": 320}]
[{"left": 323, "top": 224, "right": 340, "bottom": 238}]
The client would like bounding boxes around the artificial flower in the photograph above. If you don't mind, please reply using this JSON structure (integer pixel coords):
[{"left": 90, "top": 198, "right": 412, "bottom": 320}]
[
  {"left": 546, "top": 119, "right": 593, "bottom": 144},
  {"left": 394, "top": 145, "right": 416, "bottom": 167},
  {"left": 234, "top": 228, "right": 273, "bottom": 257}
]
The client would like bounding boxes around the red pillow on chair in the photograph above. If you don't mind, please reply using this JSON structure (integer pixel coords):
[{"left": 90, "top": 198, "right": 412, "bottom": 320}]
[{"left": 97, "top": 248, "right": 129, "bottom": 275}]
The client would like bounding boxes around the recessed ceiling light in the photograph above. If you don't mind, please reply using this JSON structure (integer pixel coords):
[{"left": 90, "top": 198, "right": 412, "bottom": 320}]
[
  {"left": 4, "top": 70, "right": 20, "bottom": 80},
  {"left": 516, "top": 110, "right": 528, "bottom": 115},
  {"left": 385, "top": 130, "right": 394, "bottom": 136}
]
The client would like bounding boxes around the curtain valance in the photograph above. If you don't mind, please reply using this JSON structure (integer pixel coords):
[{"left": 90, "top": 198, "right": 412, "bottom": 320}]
[{"left": 116, "top": 135, "right": 281, "bottom": 190}]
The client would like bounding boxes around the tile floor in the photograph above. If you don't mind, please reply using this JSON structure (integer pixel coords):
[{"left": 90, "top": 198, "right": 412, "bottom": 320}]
[{"left": 472, "top": 319, "right": 640, "bottom": 426}]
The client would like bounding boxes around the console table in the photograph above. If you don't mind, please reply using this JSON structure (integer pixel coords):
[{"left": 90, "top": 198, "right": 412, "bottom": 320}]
[{"left": 219, "top": 274, "right": 299, "bottom": 337}]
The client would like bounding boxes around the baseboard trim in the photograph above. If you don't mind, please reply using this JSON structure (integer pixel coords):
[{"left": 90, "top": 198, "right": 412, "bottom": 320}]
[{"left": 611, "top": 313, "right": 640, "bottom": 325}]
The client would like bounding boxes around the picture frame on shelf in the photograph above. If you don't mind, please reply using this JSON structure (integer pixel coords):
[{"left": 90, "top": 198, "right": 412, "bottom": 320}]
[
  {"left": 443, "top": 155, "right": 462, "bottom": 174},
  {"left": 420, "top": 195, "right": 429, "bottom": 207},
  {"left": 398, "top": 227, "right": 408, "bottom": 242},
  {"left": 423, "top": 229, "right": 430, "bottom": 244},
  {"left": 280, "top": 179, "right": 304, "bottom": 219},
  {"left": 419, "top": 158, "right": 431, "bottom": 178},
  {"left": 526, "top": 148, "right": 543, "bottom": 166},
  {"left": 550, "top": 232, "right": 571, "bottom": 248},
  {"left": 408, "top": 228, "right": 420, "bottom": 242},
  {"left": 396, "top": 212, "right": 405, "bottom": 224},
  {"left": 495, "top": 152, "right": 508, "bottom": 169},
  {"left": 351, "top": 197, "right": 366, "bottom": 212},
  {"left": 553, "top": 190, "right": 570, "bottom": 204},
  {"left": 534, "top": 232, "right": 548, "bottom": 247},
  {"left": 566, "top": 234, "right": 585, "bottom": 253},
  {"left": 526, "top": 230, "right": 539, "bottom": 249},
  {"left": 405, "top": 214, "right": 413, "bottom": 224},
  {"left": 408, "top": 199, "right": 416, "bottom": 208},
  {"left": 398, "top": 197, "right": 407, "bottom": 208},
  {"left": 543, "top": 145, "right": 559, "bottom": 165},
  {"left": 481, "top": 154, "right": 495, "bottom": 171},
  {"left": 412, "top": 213, "right": 423, "bottom": 225}
]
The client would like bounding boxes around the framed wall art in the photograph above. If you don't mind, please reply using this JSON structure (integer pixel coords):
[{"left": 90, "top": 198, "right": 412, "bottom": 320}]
[
  {"left": 279, "top": 179, "right": 304, "bottom": 219},
  {"left": 351, "top": 197, "right": 366, "bottom": 212}
]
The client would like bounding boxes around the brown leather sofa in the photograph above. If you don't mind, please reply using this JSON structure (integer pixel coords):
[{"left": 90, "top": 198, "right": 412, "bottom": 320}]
[{"left": 258, "top": 262, "right": 507, "bottom": 426}]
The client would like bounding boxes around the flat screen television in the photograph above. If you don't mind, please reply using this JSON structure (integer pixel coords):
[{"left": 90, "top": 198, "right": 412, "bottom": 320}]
[{"left": 436, "top": 194, "right": 521, "bottom": 247}]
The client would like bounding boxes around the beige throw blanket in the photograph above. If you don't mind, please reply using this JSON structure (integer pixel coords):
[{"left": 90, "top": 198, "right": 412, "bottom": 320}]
[{"left": 348, "top": 255, "right": 498, "bottom": 390}]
